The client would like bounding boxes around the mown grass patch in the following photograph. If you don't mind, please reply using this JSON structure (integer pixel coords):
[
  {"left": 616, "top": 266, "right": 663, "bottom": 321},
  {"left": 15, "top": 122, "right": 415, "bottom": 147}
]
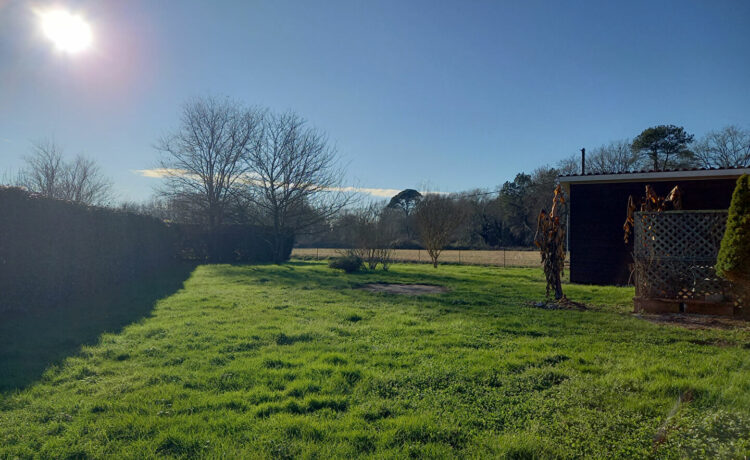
[{"left": 1, "top": 261, "right": 749, "bottom": 458}]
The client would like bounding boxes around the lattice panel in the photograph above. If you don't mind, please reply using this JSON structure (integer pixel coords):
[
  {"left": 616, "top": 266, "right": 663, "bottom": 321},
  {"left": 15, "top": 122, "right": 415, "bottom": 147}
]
[
  {"left": 634, "top": 211, "right": 727, "bottom": 262},
  {"left": 633, "top": 211, "right": 742, "bottom": 307}
]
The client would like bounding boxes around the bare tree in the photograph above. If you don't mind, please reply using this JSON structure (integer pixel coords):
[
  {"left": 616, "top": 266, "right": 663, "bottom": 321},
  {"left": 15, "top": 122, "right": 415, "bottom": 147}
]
[
  {"left": 243, "top": 111, "right": 350, "bottom": 263},
  {"left": 558, "top": 140, "right": 639, "bottom": 175},
  {"left": 18, "top": 140, "right": 113, "bottom": 205},
  {"left": 57, "top": 155, "right": 113, "bottom": 205},
  {"left": 693, "top": 125, "right": 750, "bottom": 169},
  {"left": 346, "top": 203, "right": 397, "bottom": 270},
  {"left": 156, "top": 96, "right": 262, "bottom": 229},
  {"left": 588, "top": 140, "right": 640, "bottom": 173},
  {"left": 17, "top": 139, "right": 65, "bottom": 198},
  {"left": 557, "top": 155, "right": 581, "bottom": 176},
  {"left": 414, "top": 195, "right": 466, "bottom": 268}
]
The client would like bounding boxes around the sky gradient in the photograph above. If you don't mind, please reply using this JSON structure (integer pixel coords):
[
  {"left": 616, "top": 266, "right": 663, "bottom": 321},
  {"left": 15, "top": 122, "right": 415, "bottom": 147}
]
[{"left": 1, "top": 0, "right": 749, "bottom": 201}]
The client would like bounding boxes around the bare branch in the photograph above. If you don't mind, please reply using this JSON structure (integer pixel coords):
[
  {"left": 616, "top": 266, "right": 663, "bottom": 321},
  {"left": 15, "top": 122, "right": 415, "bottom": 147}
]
[
  {"left": 414, "top": 195, "right": 466, "bottom": 268},
  {"left": 156, "top": 96, "right": 262, "bottom": 229},
  {"left": 693, "top": 125, "right": 750, "bottom": 169},
  {"left": 243, "top": 111, "right": 351, "bottom": 262},
  {"left": 17, "top": 139, "right": 113, "bottom": 206}
]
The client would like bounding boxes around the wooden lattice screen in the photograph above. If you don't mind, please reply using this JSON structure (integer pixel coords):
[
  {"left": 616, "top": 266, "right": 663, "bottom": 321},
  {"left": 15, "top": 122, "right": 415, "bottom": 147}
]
[{"left": 633, "top": 210, "right": 743, "bottom": 306}]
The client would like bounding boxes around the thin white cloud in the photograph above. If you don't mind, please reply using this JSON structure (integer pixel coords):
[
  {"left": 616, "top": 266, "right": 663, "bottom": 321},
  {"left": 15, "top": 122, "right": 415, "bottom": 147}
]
[
  {"left": 328, "top": 186, "right": 445, "bottom": 198},
  {"left": 329, "top": 186, "right": 402, "bottom": 198},
  {"left": 132, "top": 168, "right": 438, "bottom": 199},
  {"left": 132, "top": 168, "right": 187, "bottom": 178}
]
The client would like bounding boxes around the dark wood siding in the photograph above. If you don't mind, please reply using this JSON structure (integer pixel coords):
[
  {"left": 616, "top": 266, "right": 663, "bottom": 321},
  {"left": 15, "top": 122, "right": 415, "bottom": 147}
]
[{"left": 569, "top": 178, "right": 739, "bottom": 285}]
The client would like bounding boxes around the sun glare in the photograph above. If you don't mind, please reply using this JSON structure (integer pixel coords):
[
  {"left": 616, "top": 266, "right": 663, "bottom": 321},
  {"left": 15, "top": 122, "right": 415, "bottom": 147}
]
[{"left": 39, "top": 9, "right": 92, "bottom": 53}]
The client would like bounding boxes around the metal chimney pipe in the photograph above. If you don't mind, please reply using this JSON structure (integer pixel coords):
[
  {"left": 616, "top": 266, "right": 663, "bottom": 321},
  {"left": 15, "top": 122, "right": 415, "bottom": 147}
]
[{"left": 581, "top": 148, "right": 586, "bottom": 175}]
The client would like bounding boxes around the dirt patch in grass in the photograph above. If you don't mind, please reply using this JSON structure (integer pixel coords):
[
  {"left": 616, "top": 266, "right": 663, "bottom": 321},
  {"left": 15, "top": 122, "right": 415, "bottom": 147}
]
[
  {"left": 527, "top": 298, "right": 588, "bottom": 310},
  {"left": 360, "top": 283, "right": 449, "bottom": 295},
  {"left": 637, "top": 313, "right": 749, "bottom": 331}
]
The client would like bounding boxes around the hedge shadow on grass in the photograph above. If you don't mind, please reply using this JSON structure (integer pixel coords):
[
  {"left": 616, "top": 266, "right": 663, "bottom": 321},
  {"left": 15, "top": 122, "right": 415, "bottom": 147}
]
[{"left": 0, "top": 263, "right": 196, "bottom": 392}]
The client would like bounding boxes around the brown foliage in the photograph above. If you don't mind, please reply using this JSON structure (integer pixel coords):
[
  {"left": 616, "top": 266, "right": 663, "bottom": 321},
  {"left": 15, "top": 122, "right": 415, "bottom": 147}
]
[
  {"left": 623, "top": 185, "right": 682, "bottom": 244},
  {"left": 534, "top": 185, "right": 566, "bottom": 299}
]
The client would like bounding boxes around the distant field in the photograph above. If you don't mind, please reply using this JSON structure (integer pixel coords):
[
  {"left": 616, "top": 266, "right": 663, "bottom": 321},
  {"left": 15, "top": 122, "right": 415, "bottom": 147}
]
[{"left": 292, "top": 248, "right": 552, "bottom": 267}]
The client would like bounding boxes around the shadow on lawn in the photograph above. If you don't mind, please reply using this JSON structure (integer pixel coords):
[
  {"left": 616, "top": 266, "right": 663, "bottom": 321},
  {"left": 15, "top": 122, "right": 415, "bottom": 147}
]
[
  {"left": 210, "top": 260, "right": 477, "bottom": 292},
  {"left": 212, "top": 260, "right": 521, "bottom": 308},
  {"left": 0, "top": 263, "right": 196, "bottom": 393}
]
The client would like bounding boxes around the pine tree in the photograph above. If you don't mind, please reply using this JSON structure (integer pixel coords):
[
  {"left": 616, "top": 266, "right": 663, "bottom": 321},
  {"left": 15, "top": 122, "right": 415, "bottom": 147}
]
[{"left": 716, "top": 175, "right": 750, "bottom": 299}]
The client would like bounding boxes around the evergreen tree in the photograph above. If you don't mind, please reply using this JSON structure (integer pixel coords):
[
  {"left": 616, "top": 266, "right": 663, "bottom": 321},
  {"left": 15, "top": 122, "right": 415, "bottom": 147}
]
[
  {"left": 631, "top": 125, "right": 695, "bottom": 170},
  {"left": 716, "top": 175, "right": 750, "bottom": 299}
]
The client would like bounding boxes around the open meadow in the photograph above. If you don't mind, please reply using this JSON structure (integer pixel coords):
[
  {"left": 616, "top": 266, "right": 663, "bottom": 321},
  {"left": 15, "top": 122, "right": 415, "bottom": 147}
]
[
  {"left": 291, "top": 248, "right": 549, "bottom": 267},
  {"left": 1, "top": 262, "right": 749, "bottom": 458}
]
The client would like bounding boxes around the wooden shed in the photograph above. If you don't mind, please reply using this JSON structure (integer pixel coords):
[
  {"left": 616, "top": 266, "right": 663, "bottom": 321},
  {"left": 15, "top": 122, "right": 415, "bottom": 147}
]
[{"left": 559, "top": 167, "right": 750, "bottom": 286}]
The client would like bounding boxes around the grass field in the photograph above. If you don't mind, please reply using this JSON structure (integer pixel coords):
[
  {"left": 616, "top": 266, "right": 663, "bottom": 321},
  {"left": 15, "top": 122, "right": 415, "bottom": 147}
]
[
  {"left": 292, "top": 248, "right": 549, "bottom": 267},
  {"left": 1, "top": 262, "right": 749, "bottom": 458}
]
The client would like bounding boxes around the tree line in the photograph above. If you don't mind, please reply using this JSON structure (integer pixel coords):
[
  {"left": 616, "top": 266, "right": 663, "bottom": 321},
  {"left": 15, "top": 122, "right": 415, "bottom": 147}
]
[
  {"left": 303, "top": 124, "right": 750, "bottom": 259},
  {"left": 5, "top": 104, "right": 749, "bottom": 264},
  {"left": 300, "top": 166, "right": 561, "bottom": 255},
  {"left": 559, "top": 124, "right": 750, "bottom": 175}
]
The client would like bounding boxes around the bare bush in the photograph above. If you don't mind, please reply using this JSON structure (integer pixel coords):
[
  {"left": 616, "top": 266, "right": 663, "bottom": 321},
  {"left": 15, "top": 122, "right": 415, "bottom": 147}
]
[
  {"left": 345, "top": 204, "right": 396, "bottom": 270},
  {"left": 414, "top": 195, "right": 466, "bottom": 268}
]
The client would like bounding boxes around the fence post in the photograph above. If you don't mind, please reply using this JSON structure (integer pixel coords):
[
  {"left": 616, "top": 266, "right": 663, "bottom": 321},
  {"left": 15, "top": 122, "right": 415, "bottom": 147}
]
[
  {"left": 316, "top": 248, "right": 319, "bottom": 260},
  {"left": 503, "top": 248, "right": 506, "bottom": 268},
  {"left": 458, "top": 249, "right": 461, "bottom": 265}
]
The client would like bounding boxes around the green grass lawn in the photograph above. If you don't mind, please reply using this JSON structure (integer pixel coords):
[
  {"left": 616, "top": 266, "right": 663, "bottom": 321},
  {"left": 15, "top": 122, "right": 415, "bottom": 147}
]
[{"left": 1, "top": 262, "right": 749, "bottom": 459}]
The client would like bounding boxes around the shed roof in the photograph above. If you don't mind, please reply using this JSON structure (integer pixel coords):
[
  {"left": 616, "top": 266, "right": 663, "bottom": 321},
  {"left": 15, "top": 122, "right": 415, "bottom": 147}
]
[{"left": 558, "top": 166, "right": 750, "bottom": 184}]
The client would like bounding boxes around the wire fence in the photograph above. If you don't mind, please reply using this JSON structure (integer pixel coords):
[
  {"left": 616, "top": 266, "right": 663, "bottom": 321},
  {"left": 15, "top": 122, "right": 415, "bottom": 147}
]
[{"left": 291, "top": 248, "right": 566, "bottom": 268}]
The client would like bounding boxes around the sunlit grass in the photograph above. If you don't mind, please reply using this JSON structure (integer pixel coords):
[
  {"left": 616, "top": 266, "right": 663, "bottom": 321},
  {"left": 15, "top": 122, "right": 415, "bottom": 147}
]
[{"left": 1, "top": 262, "right": 748, "bottom": 458}]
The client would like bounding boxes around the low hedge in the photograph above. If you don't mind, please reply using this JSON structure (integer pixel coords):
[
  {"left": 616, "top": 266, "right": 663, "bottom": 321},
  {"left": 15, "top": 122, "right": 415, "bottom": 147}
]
[
  {"left": 0, "top": 188, "right": 294, "bottom": 312},
  {"left": 174, "top": 224, "right": 293, "bottom": 263}
]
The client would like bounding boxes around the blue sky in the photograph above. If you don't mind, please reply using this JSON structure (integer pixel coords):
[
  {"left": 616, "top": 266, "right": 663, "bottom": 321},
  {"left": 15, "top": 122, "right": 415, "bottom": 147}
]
[{"left": 1, "top": 0, "right": 749, "bottom": 201}]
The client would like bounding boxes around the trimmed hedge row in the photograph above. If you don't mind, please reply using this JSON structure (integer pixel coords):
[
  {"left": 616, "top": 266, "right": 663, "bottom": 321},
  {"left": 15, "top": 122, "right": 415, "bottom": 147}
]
[
  {"left": 0, "top": 188, "right": 292, "bottom": 312},
  {"left": 175, "top": 224, "right": 293, "bottom": 263},
  {"left": 0, "top": 187, "right": 177, "bottom": 312}
]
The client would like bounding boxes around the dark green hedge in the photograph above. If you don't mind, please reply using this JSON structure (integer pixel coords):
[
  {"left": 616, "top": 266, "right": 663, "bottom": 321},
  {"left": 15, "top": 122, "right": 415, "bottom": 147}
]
[
  {"left": 0, "top": 187, "right": 178, "bottom": 312},
  {"left": 174, "top": 224, "right": 293, "bottom": 263},
  {"left": 0, "top": 188, "right": 292, "bottom": 312}
]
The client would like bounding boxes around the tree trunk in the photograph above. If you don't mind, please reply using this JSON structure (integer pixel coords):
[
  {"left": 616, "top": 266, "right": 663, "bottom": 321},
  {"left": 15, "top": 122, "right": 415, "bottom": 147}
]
[
  {"left": 272, "top": 232, "right": 283, "bottom": 264},
  {"left": 272, "top": 211, "right": 282, "bottom": 264},
  {"left": 554, "top": 276, "right": 563, "bottom": 300}
]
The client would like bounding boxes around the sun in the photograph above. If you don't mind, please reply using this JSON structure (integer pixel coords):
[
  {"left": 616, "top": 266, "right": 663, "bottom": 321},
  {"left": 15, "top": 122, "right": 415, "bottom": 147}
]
[{"left": 39, "top": 9, "right": 93, "bottom": 53}]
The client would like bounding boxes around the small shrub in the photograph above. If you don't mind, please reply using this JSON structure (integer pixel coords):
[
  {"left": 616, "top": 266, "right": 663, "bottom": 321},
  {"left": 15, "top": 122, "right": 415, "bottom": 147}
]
[
  {"left": 328, "top": 255, "right": 363, "bottom": 273},
  {"left": 716, "top": 175, "right": 750, "bottom": 296},
  {"left": 381, "top": 252, "right": 393, "bottom": 271}
]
